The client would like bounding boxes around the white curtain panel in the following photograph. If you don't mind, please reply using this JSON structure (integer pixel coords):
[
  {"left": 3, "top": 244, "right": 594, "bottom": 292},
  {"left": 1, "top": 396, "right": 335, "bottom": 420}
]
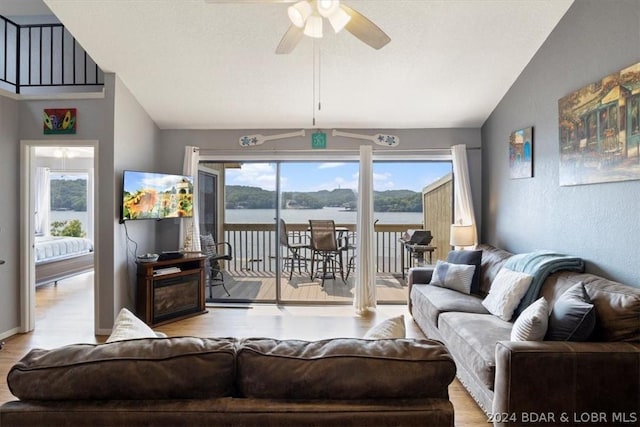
[
  {"left": 354, "top": 145, "right": 377, "bottom": 313},
  {"left": 179, "top": 146, "right": 201, "bottom": 252},
  {"left": 34, "top": 167, "right": 50, "bottom": 236},
  {"left": 451, "top": 144, "right": 478, "bottom": 245}
]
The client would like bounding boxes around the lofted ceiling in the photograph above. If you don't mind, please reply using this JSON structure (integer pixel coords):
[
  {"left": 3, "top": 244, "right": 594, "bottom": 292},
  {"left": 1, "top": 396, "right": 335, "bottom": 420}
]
[{"left": 4, "top": 0, "right": 574, "bottom": 130}]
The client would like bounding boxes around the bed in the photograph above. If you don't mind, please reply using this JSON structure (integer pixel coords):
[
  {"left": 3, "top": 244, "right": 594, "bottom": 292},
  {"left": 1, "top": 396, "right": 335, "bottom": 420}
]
[{"left": 35, "top": 236, "right": 94, "bottom": 286}]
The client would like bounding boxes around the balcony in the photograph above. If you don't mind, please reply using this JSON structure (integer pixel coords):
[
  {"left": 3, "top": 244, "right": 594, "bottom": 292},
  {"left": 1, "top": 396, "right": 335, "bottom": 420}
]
[{"left": 206, "top": 222, "right": 441, "bottom": 304}]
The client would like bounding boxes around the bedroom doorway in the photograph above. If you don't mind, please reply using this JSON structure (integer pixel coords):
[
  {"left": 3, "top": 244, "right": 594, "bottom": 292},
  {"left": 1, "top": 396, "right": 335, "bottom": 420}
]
[{"left": 20, "top": 141, "right": 98, "bottom": 333}]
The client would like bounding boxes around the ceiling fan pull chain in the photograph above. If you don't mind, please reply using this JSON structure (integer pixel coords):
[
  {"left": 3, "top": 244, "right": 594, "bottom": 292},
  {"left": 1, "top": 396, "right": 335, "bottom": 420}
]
[{"left": 318, "top": 44, "right": 322, "bottom": 112}]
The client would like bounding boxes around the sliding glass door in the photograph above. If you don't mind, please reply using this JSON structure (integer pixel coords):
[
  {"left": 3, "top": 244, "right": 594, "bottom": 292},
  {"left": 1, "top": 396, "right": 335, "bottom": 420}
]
[{"left": 199, "top": 159, "right": 452, "bottom": 305}]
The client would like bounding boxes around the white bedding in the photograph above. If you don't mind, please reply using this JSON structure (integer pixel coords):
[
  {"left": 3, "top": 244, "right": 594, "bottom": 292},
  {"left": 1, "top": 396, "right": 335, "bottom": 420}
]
[{"left": 35, "top": 236, "right": 94, "bottom": 263}]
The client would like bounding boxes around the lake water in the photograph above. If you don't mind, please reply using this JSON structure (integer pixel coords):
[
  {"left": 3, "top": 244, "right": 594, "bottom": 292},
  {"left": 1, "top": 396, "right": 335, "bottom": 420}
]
[
  {"left": 50, "top": 210, "right": 90, "bottom": 232},
  {"left": 227, "top": 207, "right": 422, "bottom": 225}
]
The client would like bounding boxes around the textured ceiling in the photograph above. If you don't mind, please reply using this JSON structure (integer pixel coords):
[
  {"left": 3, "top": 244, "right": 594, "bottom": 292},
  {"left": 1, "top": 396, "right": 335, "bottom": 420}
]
[{"left": 13, "top": 0, "right": 574, "bottom": 129}]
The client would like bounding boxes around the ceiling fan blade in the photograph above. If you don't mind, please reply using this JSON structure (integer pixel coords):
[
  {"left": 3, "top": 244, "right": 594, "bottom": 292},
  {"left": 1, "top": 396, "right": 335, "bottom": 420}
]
[
  {"left": 341, "top": 4, "right": 391, "bottom": 50},
  {"left": 276, "top": 24, "right": 304, "bottom": 54}
]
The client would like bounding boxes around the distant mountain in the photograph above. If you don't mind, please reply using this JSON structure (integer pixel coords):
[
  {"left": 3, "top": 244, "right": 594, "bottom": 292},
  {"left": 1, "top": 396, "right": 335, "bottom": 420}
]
[{"left": 225, "top": 185, "right": 422, "bottom": 212}]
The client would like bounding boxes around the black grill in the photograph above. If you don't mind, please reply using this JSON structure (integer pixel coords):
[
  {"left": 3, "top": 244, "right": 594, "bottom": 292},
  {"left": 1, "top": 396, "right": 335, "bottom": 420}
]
[{"left": 401, "top": 229, "right": 433, "bottom": 245}]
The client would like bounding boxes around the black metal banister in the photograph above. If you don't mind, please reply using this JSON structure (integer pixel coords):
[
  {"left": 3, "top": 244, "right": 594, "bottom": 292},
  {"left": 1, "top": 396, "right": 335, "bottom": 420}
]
[{"left": 0, "top": 15, "right": 103, "bottom": 94}]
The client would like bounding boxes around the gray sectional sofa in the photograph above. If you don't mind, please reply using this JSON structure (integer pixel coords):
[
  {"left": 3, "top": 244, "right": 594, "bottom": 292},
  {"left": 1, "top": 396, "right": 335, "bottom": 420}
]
[
  {"left": 408, "top": 244, "right": 640, "bottom": 426},
  {"left": 1, "top": 336, "right": 457, "bottom": 427}
]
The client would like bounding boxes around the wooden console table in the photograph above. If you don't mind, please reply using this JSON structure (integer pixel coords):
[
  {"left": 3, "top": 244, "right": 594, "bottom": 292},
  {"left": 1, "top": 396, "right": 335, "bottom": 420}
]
[{"left": 136, "top": 254, "right": 207, "bottom": 326}]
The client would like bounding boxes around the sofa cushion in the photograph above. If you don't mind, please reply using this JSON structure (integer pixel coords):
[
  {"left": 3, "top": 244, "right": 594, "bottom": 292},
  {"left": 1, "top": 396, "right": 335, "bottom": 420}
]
[
  {"left": 236, "top": 338, "right": 456, "bottom": 400},
  {"left": 546, "top": 282, "right": 595, "bottom": 341},
  {"left": 511, "top": 297, "right": 549, "bottom": 341},
  {"left": 541, "top": 272, "right": 640, "bottom": 342},
  {"left": 106, "top": 308, "right": 158, "bottom": 343},
  {"left": 476, "top": 244, "right": 514, "bottom": 295},
  {"left": 481, "top": 268, "right": 533, "bottom": 321},
  {"left": 438, "top": 312, "right": 512, "bottom": 391},
  {"left": 430, "top": 260, "right": 476, "bottom": 294},
  {"left": 410, "top": 284, "right": 489, "bottom": 330},
  {"left": 7, "top": 337, "right": 237, "bottom": 400},
  {"left": 447, "top": 249, "right": 483, "bottom": 294},
  {"left": 363, "top": 315, "right": 406, "bottom": 339}
]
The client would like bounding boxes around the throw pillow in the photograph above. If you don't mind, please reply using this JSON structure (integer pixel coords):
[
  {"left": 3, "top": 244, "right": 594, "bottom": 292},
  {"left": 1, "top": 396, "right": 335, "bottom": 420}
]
[
  {"left": 429, "top": 260, "right": 476, "bottom": 294},
  {"left": 106, "top": 308, "right": 158, "bottom": 343},
  {"left": 546, "top": 282, "right": 595, "bottom": 341},
  {"left": 446, "top": 249, "right": 483, "bottom": 294},
  {"left": 363, "top": 315, "right": 406, "bottom": 339},
  {"left": 481, "top": 267, "right": 533, "bottom": 321},
  {"left": 510, "top": 297, "right": 550, "bottom": 341}
]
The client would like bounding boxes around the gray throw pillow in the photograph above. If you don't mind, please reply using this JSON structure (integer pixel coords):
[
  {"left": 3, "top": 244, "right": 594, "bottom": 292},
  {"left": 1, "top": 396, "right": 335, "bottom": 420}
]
[
  {"left": 447, "top": 249, "right": 483, "bottom": 294},
  {"left": 546, "top": 282, "right": 595, "bottom": 341}
]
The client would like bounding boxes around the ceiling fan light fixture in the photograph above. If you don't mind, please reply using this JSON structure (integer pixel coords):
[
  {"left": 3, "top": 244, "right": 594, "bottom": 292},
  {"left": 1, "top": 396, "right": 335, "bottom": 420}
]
[
  {"left": 327, "top": 6, "right": 351, "bottom": 33},
  {"left": 304, "top": 15, "right": 323, "bottom": 38},
  {"left": 316, "top": 0, "right": 340, "bottom": 18},
  {"left": 288, "top": 1, "right": 312, "bottom": 28}
]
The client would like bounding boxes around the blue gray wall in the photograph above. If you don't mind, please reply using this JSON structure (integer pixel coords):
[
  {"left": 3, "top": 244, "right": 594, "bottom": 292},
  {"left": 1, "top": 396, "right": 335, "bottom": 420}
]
[{"left": 481, "top": 0, "right": 640, "bottom": 287}]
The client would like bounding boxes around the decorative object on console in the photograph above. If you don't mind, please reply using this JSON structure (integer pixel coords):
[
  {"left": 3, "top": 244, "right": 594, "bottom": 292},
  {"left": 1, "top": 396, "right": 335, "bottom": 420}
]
[
  {"left": 239, "top": 130, "right": 305, "bottom": 147},
  {"left": 546, "top": 282, "right": 595, "bottom": 341},
  {"left": 510, "top": 297, "right": 549, "bottom": 341},
  {"left": 429, "top": 260, "right": 476, "bottom": 294},
  {"left": 363, "top": 315, "right": 406, "bottom": 339},
  {"left": 509, "top": 126, "right": 533, "bottom": 179},
  {"left": 558, "top": 61, "right": 640, "bottom": 186},
  {"left": 332, "top": 129, "right": 399, "bottom": 147}
]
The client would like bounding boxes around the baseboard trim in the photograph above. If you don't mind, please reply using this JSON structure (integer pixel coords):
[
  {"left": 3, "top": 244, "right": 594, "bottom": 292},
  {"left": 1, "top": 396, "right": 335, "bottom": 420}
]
[{"left": 0, "top": 327, "right": 21, "bottom": 341}]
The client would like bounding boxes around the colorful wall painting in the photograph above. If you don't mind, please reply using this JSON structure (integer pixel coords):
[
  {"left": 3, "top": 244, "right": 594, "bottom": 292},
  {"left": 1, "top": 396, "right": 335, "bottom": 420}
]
[
  {"left": 558, "top": 61, "right": 640, "bottom": 186},
  {"left": 509, "top": 127, "right": 533, "bottom": 179},
  {"left": 43, "top": 108, "right": 77, "bottom": 134}
]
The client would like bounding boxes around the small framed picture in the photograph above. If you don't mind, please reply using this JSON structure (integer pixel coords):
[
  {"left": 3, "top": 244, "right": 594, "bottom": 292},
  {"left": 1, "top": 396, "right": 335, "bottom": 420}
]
[
  {"left": 509, "top": 127, "right": 533, "bottom": 179},
  {"left": 44, "top": 108, "right": 76, "bottom": 134}
]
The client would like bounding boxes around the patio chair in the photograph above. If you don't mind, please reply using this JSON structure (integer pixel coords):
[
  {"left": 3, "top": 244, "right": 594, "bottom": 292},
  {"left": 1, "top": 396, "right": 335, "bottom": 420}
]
[
  {"left": 279, "top": 219, "right": 310, "bottom": 280},
  {"left": 200, "top": 233, "right": 232, "bottom": 298},
  {"left": 308, "top": 219, "right": 347, "bottom": 287}
]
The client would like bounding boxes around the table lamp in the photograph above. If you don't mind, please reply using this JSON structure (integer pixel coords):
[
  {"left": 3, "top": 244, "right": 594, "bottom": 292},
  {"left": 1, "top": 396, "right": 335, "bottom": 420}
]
[{"left": 450, "top": 224, "right": 474, "bottom": 249}]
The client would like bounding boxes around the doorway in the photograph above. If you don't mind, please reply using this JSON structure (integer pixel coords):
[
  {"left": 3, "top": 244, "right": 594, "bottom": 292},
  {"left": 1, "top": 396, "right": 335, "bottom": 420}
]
[{"left": 20, "top": 141, "right": 98, "bottom": 333}]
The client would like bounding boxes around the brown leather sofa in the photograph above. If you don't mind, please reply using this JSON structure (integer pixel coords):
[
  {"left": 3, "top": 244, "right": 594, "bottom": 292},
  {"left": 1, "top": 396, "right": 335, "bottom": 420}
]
[
  {"left": 408, "top": 244, "right": 640, "bottom": 427},
  {"left": 1, "top": 337, "right": 457, "bottom": 427}
]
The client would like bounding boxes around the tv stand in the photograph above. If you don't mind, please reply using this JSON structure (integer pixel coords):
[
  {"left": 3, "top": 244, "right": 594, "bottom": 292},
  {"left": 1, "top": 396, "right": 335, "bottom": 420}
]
[{"left": 136, "top": 253, "right": 207, "bottom": 326}]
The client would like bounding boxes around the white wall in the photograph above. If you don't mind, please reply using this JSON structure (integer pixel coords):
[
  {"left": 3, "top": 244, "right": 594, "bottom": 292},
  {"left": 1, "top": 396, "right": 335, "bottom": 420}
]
[
  {"left": 481, "top": 0, "right": 640, "bottom": 287},
  {"left": 0, "top": 95, "right": 20, "bottom": 338}
]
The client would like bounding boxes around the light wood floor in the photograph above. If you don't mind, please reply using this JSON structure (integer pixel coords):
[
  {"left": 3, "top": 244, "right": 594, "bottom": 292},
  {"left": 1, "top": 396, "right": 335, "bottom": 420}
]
[{"left": 0, "top": 272, "right": 487, "bottom": 426}]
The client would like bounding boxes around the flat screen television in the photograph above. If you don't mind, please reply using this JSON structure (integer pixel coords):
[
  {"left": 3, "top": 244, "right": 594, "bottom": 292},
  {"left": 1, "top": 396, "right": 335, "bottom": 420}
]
[{"left": 121, "top": 170, "right": 194, "bottom": 221}]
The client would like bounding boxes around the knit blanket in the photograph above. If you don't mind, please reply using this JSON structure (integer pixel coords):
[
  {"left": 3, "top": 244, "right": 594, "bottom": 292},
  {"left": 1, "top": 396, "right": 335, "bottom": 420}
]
[{"left": 504, "top": 250, "right": 585, "bottom": 318}]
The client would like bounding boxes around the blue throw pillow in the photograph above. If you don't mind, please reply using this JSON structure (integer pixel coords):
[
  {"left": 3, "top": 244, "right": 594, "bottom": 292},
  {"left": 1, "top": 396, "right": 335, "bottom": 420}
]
[
  {"left": 447, "top": 249, "right": 483, "bottom": 294},
  {"left": 546, "top": 282, "right": 595, "bottom": 341}
]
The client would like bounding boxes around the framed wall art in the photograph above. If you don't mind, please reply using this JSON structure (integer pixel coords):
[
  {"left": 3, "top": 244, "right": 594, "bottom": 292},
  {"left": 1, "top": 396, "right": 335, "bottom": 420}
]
[
  {"left": 509, "top": 126, "right": 533, "bottom": 179},
  {"left": 558, "top": 61, "right": 640, "bottom": 186},
  {"left": 43, "top": 108, "right": 76, "bottom": 135}
]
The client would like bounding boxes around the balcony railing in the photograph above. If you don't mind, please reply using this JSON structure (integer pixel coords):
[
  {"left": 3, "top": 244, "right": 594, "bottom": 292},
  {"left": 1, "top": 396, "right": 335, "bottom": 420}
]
[
  {"left": 1, "top": 15, "right": 104, "bottom": 94},
  {"left": 222, "top": 223, "right": 423, "bottom": 275}
]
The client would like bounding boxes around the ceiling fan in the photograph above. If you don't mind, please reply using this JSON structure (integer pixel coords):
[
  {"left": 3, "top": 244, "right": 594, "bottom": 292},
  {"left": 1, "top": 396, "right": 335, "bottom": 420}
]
[{"left": 205, "top": 0, "right": 390, "bottom": 54}]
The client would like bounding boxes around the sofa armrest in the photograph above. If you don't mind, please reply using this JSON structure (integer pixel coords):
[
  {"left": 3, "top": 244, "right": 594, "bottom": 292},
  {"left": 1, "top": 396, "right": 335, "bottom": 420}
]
[
  {"left": 407, "top": 266, "right": 435, "bottom": 312},
  {"left": 492, "top": 341, "right": 640, "bottom": 427}
]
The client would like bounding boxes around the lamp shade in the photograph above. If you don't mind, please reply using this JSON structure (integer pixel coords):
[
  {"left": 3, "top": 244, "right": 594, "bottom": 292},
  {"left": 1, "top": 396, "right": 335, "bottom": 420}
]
[
  {"left": 327, "top": 6, "right": 351, "bottom": 33},
  {"left": 450, "top": 224, "right": 474, "bottom": 247},
  {"left": 288, "top": 1, "right": 312, "bottom": 28},
  {"left": 304, "top": 15, "right": 323, "bottom": 38}
]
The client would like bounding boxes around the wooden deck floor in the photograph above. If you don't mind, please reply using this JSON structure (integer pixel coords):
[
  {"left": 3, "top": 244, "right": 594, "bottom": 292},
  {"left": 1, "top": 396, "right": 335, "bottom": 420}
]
[{"left": 208, "top": 269, "right": 409, "bottom": 303}]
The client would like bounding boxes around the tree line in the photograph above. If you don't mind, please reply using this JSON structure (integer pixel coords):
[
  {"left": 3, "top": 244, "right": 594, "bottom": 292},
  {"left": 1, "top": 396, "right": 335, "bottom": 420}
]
[
  {"left": 50, "top": 179, "right": 87, "bottom": 211},
  {"left": 225, "top": 185, "right": 422, "bottom": 212}
]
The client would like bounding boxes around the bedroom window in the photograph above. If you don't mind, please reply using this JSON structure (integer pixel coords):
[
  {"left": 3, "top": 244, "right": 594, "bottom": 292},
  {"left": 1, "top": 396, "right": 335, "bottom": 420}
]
[{"left": 49, "top": 171, "right": 91, "bottom": 239}]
